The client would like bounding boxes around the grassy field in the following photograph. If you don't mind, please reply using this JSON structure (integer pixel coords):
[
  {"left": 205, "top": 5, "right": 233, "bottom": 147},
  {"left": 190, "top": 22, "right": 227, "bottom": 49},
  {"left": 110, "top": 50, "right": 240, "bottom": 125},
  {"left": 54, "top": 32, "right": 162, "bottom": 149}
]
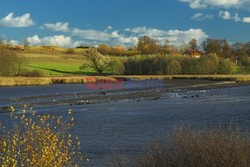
[
  {"left": 23, "top": 53, "right": 94, "bottom": 76},
  {"left": 22, "top": 52, "right": 126, "bottom": 76}
]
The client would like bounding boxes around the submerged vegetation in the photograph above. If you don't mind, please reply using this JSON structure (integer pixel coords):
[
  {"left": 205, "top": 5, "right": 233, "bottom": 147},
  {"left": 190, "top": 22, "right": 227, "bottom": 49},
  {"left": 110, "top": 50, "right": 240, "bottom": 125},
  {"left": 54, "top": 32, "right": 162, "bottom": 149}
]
[{"left": 0, "top": 107, "right": 83, "bottom": 167}]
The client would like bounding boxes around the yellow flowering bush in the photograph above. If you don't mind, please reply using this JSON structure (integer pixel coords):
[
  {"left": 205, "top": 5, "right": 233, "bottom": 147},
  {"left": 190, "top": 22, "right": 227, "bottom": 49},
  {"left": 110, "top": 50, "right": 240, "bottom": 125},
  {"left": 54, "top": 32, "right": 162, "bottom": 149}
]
[{"left": 0, "top": 107, "right": 83, "bottom": 167}]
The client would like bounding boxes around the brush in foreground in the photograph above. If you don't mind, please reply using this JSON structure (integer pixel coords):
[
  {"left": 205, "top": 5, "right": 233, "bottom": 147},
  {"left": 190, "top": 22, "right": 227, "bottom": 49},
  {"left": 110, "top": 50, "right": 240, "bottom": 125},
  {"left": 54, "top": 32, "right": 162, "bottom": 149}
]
[
  {"left": 111, "top": 127, "right": 250, "bottom": 167},
  {"left": 0, "top": 106, "right": 83, "bottom": 167}
]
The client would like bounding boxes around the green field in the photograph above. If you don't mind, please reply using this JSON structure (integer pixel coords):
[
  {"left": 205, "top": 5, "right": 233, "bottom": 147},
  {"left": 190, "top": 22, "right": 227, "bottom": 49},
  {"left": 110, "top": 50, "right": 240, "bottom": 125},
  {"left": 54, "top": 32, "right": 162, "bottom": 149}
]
[{"left": 23, "top": 53, "right": 95, "bottom": 76}]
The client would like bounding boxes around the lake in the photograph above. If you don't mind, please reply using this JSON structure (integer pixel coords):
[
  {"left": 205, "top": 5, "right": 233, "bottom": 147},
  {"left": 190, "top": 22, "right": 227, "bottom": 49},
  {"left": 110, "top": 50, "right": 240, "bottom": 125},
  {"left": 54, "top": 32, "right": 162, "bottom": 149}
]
[{"left": 0, "top": 80, "right": 249, "bottom": 166}]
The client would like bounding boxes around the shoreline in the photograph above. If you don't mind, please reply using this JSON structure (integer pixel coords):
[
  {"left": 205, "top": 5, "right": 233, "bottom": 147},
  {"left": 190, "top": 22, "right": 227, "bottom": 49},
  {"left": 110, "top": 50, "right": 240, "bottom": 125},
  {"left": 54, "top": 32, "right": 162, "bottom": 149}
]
[
  {"left": 1, "top": 79, "right": 249, "bottom": 114},
  {"left": 0, "top": 75, "right": 250, "bottom": 87}
]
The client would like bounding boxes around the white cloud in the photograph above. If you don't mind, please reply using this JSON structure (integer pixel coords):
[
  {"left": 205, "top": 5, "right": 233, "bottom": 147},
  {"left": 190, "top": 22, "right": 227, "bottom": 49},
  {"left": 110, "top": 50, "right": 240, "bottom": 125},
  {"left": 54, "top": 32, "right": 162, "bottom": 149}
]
[
  {"left": 106, "top": 25, "right": 113, "bottom": 30},
  {"left": 70, "top": 28, "right": 138, "bottom": 45},
  {"left": 42, "top": 35, "right": 72, "bottom": 47},
  {"left": 71, "top": 28, "right": 113, "bottom": 41},
  {"left": 219, "top": 11, "right": 232, "bottom": 19},
  {"left": 27, "top": 35, "right": 41, "bottom": 45},
  {"left": 128, "top": 27, "right": 208, "bottom": 46},
  {"left": 218, "top": 10, "right": 250, "bottom": 23},
  {"left": 180, "top": 0, "right": 207, "bottom": 9},
  {"left": 23, "top": 23, "right": 208, "bottom": 47},
  {"left": 180, "top": 0, "right": 250, "bottom": 9},
  {"left": 3, "top": 39, "right": 19, "bottom": 45},
  {"left": 41, "top": 22, "right": 69, "bottom": 32},
  {"left": 242, "top": 17, "right": 250, "bottom": 23},
  {"left": 26, "top": 26, "right": 208, "bottom": 47},
  {"left": 27, "top": 35, "right": 87, "bottom": 48},
  {"left": 0, "top": 13, "right": 34, "bottom": 27},
  {"left": 191, "top": 13, "right": 213, "bottom": 20}
]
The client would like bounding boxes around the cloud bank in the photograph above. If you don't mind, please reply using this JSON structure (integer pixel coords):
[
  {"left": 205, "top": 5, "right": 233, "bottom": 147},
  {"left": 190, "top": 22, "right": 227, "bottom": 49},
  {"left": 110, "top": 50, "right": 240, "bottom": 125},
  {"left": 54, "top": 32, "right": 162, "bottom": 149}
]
[
  {"left": 27, "top": 35, "right": 88, "bottom": 48},
  {"left": 25, "top": 26, "right": 208, "bottom": 48}
]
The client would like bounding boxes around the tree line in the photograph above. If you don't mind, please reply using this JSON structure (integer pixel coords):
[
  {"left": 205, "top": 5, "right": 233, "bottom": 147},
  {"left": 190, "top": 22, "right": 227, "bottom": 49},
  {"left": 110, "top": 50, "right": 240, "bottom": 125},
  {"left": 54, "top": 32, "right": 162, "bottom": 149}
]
[
  {"left": 124, "top": 54, "right": 232, "bottom": 75},
  {"left": 97, "top": 36, "right": 250, "bottom": 65}
]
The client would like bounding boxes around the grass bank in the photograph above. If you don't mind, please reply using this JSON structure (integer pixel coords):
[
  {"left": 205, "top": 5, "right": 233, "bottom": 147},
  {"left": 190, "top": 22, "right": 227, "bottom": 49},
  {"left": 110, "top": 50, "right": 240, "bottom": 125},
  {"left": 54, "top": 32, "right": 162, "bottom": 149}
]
[
  {"left": 1, "top": 75, "right": 250, "bottom": 87},
  {"left": 112, "top": 74, "right": 250, "bottom": 82},
  {"left": 0, "top": 76, "right": 117, "bottom": 86}
]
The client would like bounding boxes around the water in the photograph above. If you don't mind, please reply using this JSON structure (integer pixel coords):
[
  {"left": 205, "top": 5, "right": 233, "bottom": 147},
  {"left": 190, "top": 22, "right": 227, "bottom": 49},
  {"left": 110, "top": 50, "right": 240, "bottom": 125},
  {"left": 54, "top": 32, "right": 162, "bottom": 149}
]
[{"left": 0, "top": 81, "right": 250, "bottom": 166}]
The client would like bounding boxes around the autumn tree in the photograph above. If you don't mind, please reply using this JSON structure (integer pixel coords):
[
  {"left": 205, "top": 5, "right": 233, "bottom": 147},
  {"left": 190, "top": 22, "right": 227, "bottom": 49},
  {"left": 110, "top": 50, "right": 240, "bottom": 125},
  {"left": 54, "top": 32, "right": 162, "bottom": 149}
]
[
  {"left": 97, "top": 44, "right": 110, "bottom": 55},
  {"left": 137, "top": 36, "right": 159, "bottom": 55}
]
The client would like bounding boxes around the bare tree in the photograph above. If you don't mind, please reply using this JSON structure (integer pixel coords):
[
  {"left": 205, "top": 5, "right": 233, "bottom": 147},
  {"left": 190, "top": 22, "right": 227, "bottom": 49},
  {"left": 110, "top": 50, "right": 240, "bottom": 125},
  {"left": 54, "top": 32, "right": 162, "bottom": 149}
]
[
  {"left": 188, "top": 39, "right": 199, "bottom": 54},
  {"left": 23, "top": 38, "right": 29, "bottom": 51}
]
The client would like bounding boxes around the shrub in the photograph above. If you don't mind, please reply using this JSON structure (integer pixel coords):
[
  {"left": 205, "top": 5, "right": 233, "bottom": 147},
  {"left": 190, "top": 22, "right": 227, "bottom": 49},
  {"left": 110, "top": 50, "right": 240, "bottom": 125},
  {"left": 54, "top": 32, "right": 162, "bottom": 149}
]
[
  {"left": 239, "top": 66, "right": 250, "bottom": 74},
  {"left": 0, "top": 107, "right": 83, "bottom": 167},
  {"left": 167, "top": 60, "right": 181, "bottom": 74},
  {"left": 241, "top": 57, "right": 250, "bottom": 66},
  {"left": 65, "top": 48, "right": 75, "bottom": 54},
  {"left": 20, "top": 69, "right": 45, "bottom": 77},
  {"left": 111, "top": 127, "right": 250, "bottom": 167},
  {"left": 112, "top": 60, "right": 125, "bottom": 75},
  {"left": 218, "top": 59, "right": 232, "bottom": 74},
  {"left": 0, "top": 49, "right": 20, "bottom": 76}
]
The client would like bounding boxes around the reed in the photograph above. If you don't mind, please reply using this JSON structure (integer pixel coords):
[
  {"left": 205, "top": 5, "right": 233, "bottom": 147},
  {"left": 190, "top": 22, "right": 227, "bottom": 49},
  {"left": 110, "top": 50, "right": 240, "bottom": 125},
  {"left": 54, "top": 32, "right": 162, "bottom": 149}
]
[
  {"left": 0, "top": 76, "right": 117, "bottom": 86},
  {"left": 110, "top": 127, "right": 250, "bottom": 167}
]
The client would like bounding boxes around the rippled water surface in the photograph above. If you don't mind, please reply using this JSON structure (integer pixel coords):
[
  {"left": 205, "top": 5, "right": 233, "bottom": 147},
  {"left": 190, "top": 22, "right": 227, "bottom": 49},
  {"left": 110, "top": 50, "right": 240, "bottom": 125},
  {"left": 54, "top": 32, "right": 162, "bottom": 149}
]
[{"left": 0, "top": 82, "right": 250, "bottom": 166}]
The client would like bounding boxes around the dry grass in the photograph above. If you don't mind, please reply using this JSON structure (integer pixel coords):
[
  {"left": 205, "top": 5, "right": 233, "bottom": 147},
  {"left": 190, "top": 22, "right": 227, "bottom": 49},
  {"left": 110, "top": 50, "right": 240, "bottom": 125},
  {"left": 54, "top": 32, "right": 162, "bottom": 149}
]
[
  {"left": 0, "top": 107, "right": 83, "bottom": 167},
  {"left": 50, "top": 76, "right": 116, "bottom": 84},
  {"left": 0, "top": 76, "right": 117, "bottom": 86},
  {"left": 110, "top": 127, "right": 250, "bottom": 167},
  {"left": 1, "top": 75, "right": 250, "bottom": 87},
  {"left": 112, "top": 74, "right": 250, "bottom": 82},
  {"left": 0, "top": 77, "right": 52, "bottom": 86},
  {"left": 19, "top": 45, "right": 86, "bottom": 55}
]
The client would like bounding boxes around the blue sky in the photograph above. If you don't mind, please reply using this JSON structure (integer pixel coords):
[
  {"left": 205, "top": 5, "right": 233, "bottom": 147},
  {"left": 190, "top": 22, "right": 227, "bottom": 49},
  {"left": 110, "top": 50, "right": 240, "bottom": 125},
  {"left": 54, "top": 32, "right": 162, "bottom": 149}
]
[{"left": 0, "top": 0, "right": 250, "bottom": 47}]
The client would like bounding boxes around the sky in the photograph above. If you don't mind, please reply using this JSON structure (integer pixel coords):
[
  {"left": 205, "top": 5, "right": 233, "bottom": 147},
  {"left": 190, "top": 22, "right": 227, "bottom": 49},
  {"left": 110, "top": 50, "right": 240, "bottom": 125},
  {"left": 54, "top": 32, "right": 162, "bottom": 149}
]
[{"left": 0, "top": 0, "right": 250, "bottom": 48}]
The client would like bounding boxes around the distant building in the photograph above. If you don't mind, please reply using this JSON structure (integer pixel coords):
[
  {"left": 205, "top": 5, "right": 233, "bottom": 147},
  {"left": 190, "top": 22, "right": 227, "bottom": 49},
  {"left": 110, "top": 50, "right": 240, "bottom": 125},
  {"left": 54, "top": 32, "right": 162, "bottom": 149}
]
[{"left": 183, "top": 50, "right": 201, "bottom": 58}]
